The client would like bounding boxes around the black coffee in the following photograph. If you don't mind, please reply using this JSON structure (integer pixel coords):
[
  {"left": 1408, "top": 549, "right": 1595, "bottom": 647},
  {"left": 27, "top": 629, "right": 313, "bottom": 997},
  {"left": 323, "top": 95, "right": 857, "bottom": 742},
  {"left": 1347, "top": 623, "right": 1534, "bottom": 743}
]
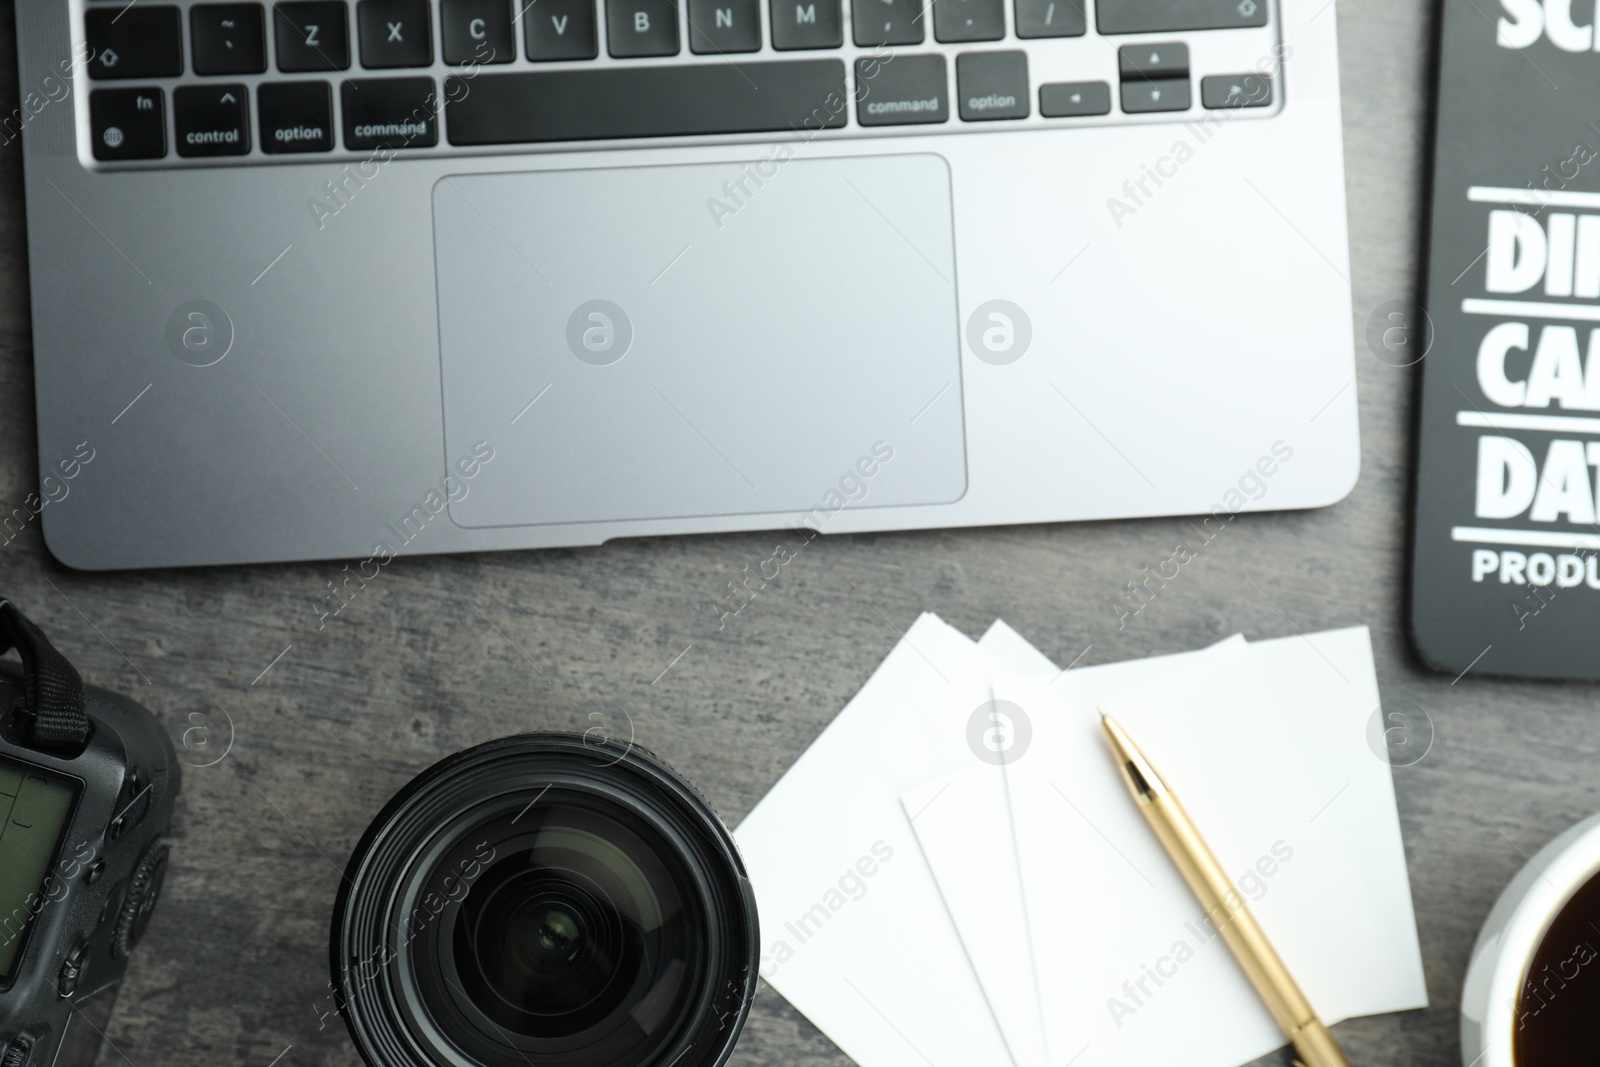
[{"left": 1515, "top": 867, "right": 1600, "bottom": 1064}]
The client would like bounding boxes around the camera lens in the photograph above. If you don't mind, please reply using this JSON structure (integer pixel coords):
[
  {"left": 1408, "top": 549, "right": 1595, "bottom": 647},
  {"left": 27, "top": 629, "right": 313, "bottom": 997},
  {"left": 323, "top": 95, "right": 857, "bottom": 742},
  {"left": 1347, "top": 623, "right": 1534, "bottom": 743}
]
[{"left": 332, "top": 735, "right": 758, "bottom": 1067}]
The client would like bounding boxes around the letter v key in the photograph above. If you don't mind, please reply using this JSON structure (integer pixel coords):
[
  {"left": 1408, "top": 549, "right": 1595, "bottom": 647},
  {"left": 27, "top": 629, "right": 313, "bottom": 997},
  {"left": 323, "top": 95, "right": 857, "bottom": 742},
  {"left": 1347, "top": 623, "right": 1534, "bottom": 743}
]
[{"left": 552, "top": 13, "right": 569, "bottom": 33}]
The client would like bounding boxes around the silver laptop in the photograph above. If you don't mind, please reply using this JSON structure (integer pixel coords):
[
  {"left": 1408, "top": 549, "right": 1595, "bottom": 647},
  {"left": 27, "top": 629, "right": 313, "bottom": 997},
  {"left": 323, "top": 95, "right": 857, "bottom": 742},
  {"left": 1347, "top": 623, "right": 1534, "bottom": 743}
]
[{"left": 11, "top": 0, "right": 1357, "bottom": 569}]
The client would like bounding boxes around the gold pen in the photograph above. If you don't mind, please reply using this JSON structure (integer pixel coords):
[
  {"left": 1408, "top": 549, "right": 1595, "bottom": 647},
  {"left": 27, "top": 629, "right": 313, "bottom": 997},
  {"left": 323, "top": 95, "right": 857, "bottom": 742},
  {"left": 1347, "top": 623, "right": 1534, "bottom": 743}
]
[{"left": 1100, "top": 712, "right": 1352, "bottom": 1067}]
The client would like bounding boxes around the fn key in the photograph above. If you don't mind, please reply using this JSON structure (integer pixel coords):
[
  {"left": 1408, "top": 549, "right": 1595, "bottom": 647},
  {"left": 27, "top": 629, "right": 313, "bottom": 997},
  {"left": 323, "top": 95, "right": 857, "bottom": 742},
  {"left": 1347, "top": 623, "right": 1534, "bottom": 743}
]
[{"left": 90, "top": 88, "right": 166, "bottom": 161}]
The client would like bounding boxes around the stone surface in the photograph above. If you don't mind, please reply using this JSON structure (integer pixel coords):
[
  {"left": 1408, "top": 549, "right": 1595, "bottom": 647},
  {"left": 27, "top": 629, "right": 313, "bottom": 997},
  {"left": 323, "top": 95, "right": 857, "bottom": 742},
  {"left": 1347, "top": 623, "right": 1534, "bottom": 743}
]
[{"left": 0, "top": 3, "right": 1557, "bottom": 1065}]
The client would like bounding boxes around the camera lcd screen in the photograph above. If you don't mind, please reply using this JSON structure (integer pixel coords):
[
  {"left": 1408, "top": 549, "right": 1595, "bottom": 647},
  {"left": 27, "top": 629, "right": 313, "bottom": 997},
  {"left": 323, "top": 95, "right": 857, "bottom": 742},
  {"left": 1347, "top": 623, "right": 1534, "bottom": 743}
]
[{"left": 0, "top": 756, "right": 79, "bottom": 982}]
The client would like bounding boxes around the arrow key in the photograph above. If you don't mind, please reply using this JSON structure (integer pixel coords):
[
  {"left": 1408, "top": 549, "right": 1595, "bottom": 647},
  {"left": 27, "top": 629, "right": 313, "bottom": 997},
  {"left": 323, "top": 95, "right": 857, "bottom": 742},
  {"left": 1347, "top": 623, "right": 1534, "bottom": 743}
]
[
  {"left": 1121, "top": 76, "right": 1189, "bottom": 113},
  {"left": 175, "top": 84, "right": 252, "bottom": 156},
  {"left": 1201, "top": 72, "right": 1273, "bottom": 109},
  {"left": 1039, "top": 80, "right": 1110, "bottom": 117},
  {"left": 1118, "top": 41, "right": 1187, "bottom": 79}
]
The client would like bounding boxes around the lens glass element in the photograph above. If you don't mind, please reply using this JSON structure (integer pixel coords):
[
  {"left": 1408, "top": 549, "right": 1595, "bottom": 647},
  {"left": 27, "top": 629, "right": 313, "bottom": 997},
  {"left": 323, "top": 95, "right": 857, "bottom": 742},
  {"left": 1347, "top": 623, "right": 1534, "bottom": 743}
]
[
  {"left": 408, "top": 789, "right": 707, "bottom": 1067},
  {"left": 334, "top": 736, "right": 756, "bottom": 1067}
]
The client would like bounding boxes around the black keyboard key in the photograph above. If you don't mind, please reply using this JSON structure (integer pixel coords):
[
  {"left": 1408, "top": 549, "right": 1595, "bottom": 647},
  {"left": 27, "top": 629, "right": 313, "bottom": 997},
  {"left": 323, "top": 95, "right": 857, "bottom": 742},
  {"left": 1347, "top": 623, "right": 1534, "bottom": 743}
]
[
  {"left": 934, "top": 0, "right": 1004, "bottom": 42},
  {"left": 86, "top": 6, "right": 183, "bottom": 80},
  {"left": 441, "top": 0, "right": 515, "bottom": 63},
  {"left": 444, "top": 60, "right": 846, "bottom": 143},
  {"left": 1039, "top": 79, "right": 1108, "bottom": 116},
  {"left": 1014, "top": 0, "right": 1082, "bottom": 37},
  {"left": 608, "top": 0, "right": 680, "bottom": 56},
  {"left": 852, "top": 0, "right": 924, "bottom": 46},
  {"left": 259, "top": 80, "right": 335, "bottom": 151},
  {"left": 956, "top": 50, "right": 1027, "bottom": 120},
  {"left": 690, "top": 0, "right": 761, "bottom": 52},
  {"left": 275, "top": 2, "right": 351, "bottom": 71},
  {"left": 1096, "top": 0, "right": 1265, "bottom": 34},
  {"left": 1118, "top": 41, "right": 1186, "bottom": 79},
  {"left": 89, "top": 88, "right": 166, "bottom": 160},
  {"left": 1121, "top": 76, "right": 1188, "bottom": 112},
  {"left": 341, "top": 76, "right": 438, "bottom": 147},
  {"left": 856, "top": 52, "right": 946, "bottom": 125},
  {"left": 174, "top": 84, "right": 251, "bottom": 155},
  {"left": 191, "top": 4, "right": 267, "bottom": 74},
  {"left": 358, "top": 0, "right": 433, "bottom": 66},
  {"left": 1200, "top": 72, "right": 1272, "bottom": 108},
  {"left": 527, "top": 0, "right": 599, "bottom": 58},
  {"left": 771, "top": 0, "right": 843, "bottom": 49}
]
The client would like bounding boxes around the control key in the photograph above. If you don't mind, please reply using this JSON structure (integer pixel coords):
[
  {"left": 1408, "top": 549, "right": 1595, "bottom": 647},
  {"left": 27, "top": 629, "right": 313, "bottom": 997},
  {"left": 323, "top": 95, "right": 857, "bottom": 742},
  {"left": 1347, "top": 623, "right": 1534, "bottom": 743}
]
[{"left": 175, "top": 84, "right": 251, "bottom": 156}]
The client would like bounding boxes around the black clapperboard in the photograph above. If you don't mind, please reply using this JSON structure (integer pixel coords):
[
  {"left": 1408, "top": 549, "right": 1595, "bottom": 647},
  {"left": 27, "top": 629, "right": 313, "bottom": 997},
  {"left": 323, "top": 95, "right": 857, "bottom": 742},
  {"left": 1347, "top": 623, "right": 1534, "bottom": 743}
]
[{"left": 1412, "top": 0, "right": 1600, "bottom": 679}]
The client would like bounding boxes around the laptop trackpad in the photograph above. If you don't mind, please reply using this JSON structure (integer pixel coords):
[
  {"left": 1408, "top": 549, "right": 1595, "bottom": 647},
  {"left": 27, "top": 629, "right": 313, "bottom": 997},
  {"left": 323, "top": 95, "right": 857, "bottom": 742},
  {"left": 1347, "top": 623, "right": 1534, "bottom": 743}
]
[{"left": 433, "top": 154, "right": 966, "bottom": 529}]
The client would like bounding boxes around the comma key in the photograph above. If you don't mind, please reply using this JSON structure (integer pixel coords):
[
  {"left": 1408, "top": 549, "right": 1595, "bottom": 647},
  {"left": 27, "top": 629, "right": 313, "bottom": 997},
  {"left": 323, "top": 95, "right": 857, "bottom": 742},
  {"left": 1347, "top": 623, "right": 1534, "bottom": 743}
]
[{"left": 851, "top": 0, "right": 924, "bottom": 47}]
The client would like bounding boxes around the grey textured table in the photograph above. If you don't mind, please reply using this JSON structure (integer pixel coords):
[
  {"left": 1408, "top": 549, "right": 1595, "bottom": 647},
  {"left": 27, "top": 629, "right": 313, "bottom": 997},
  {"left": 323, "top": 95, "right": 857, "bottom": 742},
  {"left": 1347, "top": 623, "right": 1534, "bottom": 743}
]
[{"left": 0, "top": 2, "right": 1555, "bottom": 1064}]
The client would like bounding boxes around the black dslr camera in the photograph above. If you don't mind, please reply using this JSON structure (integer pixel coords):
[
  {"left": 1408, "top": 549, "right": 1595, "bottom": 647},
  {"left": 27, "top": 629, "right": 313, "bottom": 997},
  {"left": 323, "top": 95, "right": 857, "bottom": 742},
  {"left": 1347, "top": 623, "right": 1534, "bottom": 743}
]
[{"left": 0, "top": 601, "right": 179, "bottom": 1067}]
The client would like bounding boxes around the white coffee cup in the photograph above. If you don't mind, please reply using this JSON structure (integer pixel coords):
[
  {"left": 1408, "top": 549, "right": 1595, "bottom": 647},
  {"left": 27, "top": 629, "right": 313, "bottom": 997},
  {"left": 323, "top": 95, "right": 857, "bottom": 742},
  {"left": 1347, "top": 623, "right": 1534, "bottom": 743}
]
[{"left": 1460, "top": 810, "right": 1600, "bottom": 1066}]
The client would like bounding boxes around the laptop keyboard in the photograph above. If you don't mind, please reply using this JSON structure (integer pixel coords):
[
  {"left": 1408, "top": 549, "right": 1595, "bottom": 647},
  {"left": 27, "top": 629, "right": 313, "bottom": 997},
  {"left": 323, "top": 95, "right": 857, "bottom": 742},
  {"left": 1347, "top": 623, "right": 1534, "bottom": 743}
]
[{"left": 77, "top": 0, "right": 1279, "bottom": 165}]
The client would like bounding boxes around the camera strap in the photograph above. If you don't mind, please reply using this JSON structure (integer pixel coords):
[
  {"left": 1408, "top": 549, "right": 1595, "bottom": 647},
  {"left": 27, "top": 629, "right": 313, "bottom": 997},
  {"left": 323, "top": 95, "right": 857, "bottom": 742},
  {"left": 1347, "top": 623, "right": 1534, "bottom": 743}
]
[{"left": 0, "top": 598, "right": 89, "bottom": 750}]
